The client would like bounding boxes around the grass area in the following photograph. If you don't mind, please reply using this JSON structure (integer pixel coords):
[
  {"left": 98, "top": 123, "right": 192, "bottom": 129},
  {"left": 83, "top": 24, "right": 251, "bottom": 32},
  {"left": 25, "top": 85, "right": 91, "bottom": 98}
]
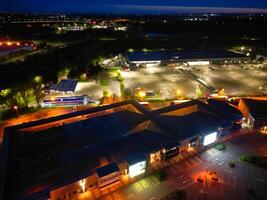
[
  {"left": 160, "top": 189, "right": 187, "bottom": 200},
  {"left": 215, "top": 143, "right": 226, "bottom": 151},
  {"left": 240, "top": 155, "right": 267, "bottom": 169}
]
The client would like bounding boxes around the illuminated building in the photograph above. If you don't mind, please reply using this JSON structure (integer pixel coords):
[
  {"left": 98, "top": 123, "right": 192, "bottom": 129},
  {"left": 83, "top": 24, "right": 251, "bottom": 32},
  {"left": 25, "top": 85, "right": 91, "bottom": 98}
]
[
  {"left": 0, "top": 99, "right": 243, "bottom": 200},
  {"left": 126, "top": 49, "right": 249, "bottom": 67},
  {"left": 127, "top": 153, "right": 147, "bottom": 178}
]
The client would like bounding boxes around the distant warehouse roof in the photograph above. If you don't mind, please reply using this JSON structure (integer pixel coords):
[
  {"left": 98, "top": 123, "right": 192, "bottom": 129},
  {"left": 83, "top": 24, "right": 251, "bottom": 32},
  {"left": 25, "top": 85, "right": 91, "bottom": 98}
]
[
  {"left": 126, "top": 49, "right": 248, "bottom": 62},
  {"left": 49, "top": 79, "right": 78, "bottom": 92}
]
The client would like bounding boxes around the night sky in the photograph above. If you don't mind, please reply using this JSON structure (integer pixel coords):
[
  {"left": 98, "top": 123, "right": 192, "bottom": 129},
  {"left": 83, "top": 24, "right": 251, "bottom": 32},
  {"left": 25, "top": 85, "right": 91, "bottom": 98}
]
[{"left": 1, "top": 0, "right": 267, "bottom": 14}]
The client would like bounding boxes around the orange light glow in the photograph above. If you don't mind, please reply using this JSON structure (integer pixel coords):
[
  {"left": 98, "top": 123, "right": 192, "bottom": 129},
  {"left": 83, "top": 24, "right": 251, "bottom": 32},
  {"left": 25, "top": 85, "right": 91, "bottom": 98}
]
[
  {"left": 16, "top": 42, "right": 21, "bottom": 46},
  {"left": 7, "top": 42, "right": 12, "bottom": 46},
  {"left": 138, "top": 91, "right": 146, "bottom": 98},
  {"left": 79, "top": 180, "right": 86, "bottom": 193}
]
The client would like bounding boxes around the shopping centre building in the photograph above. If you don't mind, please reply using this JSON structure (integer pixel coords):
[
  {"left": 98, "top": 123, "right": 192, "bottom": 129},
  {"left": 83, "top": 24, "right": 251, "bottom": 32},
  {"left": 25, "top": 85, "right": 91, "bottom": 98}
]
[
  {"left": 125, "top": 49, "right": 249, "bottom": 67},
  {"left": 0, "top": 99, "right": 244, "bottom": 200}
]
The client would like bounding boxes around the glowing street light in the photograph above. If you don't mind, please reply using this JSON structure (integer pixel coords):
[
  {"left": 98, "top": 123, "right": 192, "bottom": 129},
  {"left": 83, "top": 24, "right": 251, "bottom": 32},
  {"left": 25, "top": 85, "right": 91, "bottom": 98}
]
[
  {"left": 13, "top": 105, "right": 19, "bottom": 117},
  {"left": 138, "top": 91, "right": 146, "bottom": 98},
  {"left": 241, "top": 46, "right": 245, "bottom": 51},
  {"left": 34, "top": 75, "right": 42, "bottom": 83},
  {"left": 176, "top": 89, "right": 182, "bottom": 96}
]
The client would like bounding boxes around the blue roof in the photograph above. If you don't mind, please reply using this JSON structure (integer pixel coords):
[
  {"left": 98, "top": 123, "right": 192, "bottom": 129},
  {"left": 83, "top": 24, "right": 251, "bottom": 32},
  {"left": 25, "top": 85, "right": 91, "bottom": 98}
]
[
  {"left": 54, "top": 79, "right": 78, "bottom": 92},
  {"left": 126, "top": 152, "right": 146, "bottom": 165},
  {"left": 207, "top": 99, "right": 243, "bottom": 122},
  {"left": 242, "top": 99, "right": 267, "bottom": 120},
  {"left": 96, "top": 163, "right": 119, "bottom": 178},
  {"left": 126, "top": 50, "right": 247, "bottom": 62},
  {"left": 161, "top": 139, "right": 180, "bottom": 150},
  {"left": 153, "top": 100, "right": 224, "bottom": 141}
]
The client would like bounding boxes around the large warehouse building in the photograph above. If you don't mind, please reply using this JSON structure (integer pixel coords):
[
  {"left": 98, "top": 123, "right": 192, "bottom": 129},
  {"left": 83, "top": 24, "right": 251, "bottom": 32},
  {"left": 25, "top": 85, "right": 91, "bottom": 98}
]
[
  {"left": 0, "top": 99, "right": 243, "bottom": 200},
  {"left": 126, "top": 49, "right": 249, "bottom": 67}
]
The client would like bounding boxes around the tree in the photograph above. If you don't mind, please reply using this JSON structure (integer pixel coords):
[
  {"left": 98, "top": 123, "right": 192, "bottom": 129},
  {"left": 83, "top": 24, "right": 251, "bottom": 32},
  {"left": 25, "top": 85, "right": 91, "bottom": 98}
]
[
  {"left": 32, "top": 76, "right": 45, "bottom": 107},
  {"left": 18, "top": 82, "right": 31, "bottom": 110}
]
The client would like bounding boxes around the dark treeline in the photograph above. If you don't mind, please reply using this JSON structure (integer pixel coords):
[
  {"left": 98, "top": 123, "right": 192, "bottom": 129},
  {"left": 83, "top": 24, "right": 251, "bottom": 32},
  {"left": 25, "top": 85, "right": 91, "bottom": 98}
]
[{"left": 1, "top": 16, "right": 267, "bottom": 90}]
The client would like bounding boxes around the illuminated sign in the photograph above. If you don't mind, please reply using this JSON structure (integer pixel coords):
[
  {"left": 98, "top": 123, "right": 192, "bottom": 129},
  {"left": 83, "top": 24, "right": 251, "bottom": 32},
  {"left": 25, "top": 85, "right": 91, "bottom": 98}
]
[
  {"left": 129, "top": 161, "right": 146, "bottom": 178},
  {"left": 203, "top": 132, "right": 217, "bottom": 146}
]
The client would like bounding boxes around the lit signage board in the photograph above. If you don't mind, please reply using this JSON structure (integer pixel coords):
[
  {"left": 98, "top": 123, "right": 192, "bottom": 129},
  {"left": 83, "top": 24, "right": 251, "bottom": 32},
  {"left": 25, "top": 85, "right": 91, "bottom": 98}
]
[
  {"left": 129, "top": 161, "right": 146, "bottom": 178},
  {"left": 203, "top": 132, "right": 217, "bottom": 146}
]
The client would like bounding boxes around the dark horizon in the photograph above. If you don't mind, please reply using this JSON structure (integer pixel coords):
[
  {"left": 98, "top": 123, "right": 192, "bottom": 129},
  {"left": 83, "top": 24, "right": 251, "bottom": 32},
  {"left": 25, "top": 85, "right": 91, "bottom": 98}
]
[{"left": 1, "top": 0, "right": 267, "bottom": 15}]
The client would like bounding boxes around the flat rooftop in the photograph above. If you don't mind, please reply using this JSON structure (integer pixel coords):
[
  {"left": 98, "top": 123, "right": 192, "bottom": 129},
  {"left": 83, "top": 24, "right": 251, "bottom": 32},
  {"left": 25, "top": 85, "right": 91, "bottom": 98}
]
[
  {"left": 49, "top": 79, "right": 78, "bottom": 92},
  {"left": 126, "top": 49, "right": 247, "bottom": 62},
  {"left": 242, "top": 98, "right": 267, "bottom": 120},
  {"left": 1, "top": 99, "right": 237, "bottom": 200},
  {"left": 0, "top": 100, "right": 171, "bottom": 199},
  {"left": 151, "top": 100, "right": 227, "bottom": 140}
]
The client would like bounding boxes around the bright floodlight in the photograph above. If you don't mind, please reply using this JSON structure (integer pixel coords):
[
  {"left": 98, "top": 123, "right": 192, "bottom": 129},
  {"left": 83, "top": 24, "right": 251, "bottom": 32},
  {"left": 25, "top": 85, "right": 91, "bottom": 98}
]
[
  {"left": 129, "top": 161, "right": 146, "bottom": 178},
  {"left": 187, "top": 61, "right": 210, "bottom": 66},
  {"left": 203, "top": 132, "right": 217, "bottom": 146}
]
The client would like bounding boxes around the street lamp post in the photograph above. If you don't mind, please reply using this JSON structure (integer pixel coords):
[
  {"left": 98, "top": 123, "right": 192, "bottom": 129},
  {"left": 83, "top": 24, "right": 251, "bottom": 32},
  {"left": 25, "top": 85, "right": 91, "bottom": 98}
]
[{"left": 13, "top": 105, "right": 19, "bottom": 118}]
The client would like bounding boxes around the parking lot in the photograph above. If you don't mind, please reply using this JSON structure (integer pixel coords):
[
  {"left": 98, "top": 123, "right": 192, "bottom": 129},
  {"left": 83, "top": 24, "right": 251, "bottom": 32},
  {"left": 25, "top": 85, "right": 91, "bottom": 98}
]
[
  {"left": 73, "top": 63, "right": 267, "bottom": 101},
  {"left": 190, "top": 64, "right": 267, "bottom": 96},
  {"left": 121, "top": 63, "right": 267, "bottom": 99}
]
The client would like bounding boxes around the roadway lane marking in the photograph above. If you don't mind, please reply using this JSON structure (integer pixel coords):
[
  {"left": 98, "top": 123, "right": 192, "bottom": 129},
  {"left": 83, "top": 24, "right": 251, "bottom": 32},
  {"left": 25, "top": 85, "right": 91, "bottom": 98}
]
[
  {"left": 224, "top": 169, "right": 233, "bottom": 174},
  {"left": 255, "top": 178, "right": 265, "bottom": 182},
  {"left": 217, "top": 161, "right": 224, "bottom": 166}
]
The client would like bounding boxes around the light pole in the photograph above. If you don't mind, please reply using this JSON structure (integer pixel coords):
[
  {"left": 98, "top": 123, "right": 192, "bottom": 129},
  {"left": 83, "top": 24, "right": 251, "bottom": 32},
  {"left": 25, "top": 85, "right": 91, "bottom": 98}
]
[{"left": 13, "top": 105, "right": 19, "bottom": 118}]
